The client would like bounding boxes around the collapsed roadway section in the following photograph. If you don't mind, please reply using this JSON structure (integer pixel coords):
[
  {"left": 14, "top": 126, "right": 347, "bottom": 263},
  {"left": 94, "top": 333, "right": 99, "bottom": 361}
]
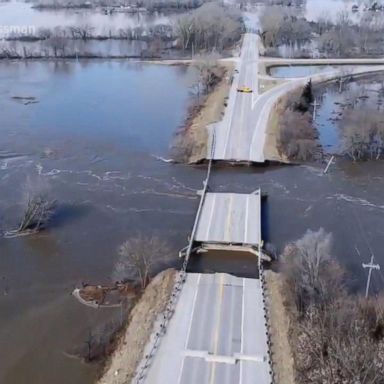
[{"left": 136, "top": 189, "right": 273, "bottom": 384}]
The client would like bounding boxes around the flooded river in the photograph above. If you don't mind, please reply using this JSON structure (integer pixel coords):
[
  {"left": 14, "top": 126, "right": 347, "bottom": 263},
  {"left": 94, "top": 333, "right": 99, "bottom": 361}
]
[
  {"left": 0, "top": 0, "right": 174, "bottom": 33},
  {"left": 0, "top": 60, "right": 204, "bottom": 384},
  {"left": 1, "top": 61, "right": 384, "bottom": 383}
]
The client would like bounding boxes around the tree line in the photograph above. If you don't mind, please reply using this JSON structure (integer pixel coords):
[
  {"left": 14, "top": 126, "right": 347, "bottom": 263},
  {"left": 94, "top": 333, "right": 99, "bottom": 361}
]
[
  {"left": 260, "top": 5, "right": 384, "bottom": 58},
  {"left": 0, "top": 2, "right": 242, "bottom": 59},
  {"left": 280, "top": 228, "right": 384, "bottom": 383}
]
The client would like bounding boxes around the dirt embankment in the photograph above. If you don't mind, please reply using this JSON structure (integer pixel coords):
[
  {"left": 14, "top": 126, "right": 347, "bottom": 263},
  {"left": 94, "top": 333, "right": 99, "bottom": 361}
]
[
  {"left": 264, "top": 270, "right": 296, "bottom": 384},
  {"left": 265, "top": 87, "right": 321, "bottom": 163},
  {"left": 97, "top": 269, "right": 176, "bottom": 384},
  {"left": 171, "top": 63, "right": 234, "bottom": 164},
  {"left": 264, "top": 95, "right": 290, "bottom": 163}
]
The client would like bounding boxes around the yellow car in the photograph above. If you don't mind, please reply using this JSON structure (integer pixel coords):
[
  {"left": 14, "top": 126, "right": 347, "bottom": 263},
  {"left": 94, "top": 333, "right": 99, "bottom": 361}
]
[{"left": 237, "top": 86, "right": 253, "bottom": 93}]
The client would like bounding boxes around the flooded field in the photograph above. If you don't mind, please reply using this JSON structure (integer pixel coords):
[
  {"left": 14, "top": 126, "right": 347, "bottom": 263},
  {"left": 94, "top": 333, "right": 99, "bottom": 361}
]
[
  {"left": 314, "top": 73, "right": 384, "bottom": 153},
  {"left": 0, "top": 0, "right": 174, "bottom": 34},
  {"left": 1, "top": 60, "right": 384, "bottom": 383},
  {"left": 269, "top": 65, "right": 356, "bottom": 78},
  {"left": 305, "top": 0, "right": 359, "bottom": 22}
]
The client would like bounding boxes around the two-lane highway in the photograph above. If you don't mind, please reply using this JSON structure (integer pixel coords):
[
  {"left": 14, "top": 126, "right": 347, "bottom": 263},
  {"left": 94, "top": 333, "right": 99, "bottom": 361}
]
[
  {"left": 210, "top": 30, "right": 384, "bottom": 164},
  {"left": 212, "top": 33, "right": 264, "bottom": 162},
  {"left": 139, "top": 273, "right": 272, "bottom": 384}
]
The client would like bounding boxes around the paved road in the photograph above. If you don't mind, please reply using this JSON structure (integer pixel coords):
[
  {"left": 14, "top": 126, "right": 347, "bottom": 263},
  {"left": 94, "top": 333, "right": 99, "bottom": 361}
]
[
  {"left": 195, "top": 191, "right": 261, "bottom": 246},
  {"left": 261, "top": 57, "right": 384, "bottom": 65},
  {"left": 141, "top": 273, "right": 272, "bottom": 384},
  {"left": 210, "top": 32, "right": 384, "bottom": 163},
  {"left": 212, "top": 33, "right": 264, "bottom": 162}
]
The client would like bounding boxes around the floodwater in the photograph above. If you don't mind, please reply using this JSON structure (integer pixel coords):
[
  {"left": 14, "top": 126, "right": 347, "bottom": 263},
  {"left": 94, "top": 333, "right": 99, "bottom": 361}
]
[
  {"left": 0, "top": 0, "right": 174, "bottom": 34},
  {"left": 269, "top": 66, "right": 384, "bottom": 153},
  {"left": 0, "top": 1, "right": 183, "bottom": 57},
  {"left": 0, "top": 39, "right": 148, "bottom": 57},
  {"left": 305, "top": 0, "right": 358, "bottom": 21},
  {"left": 269, "top": 64, "right": 356, "bottom": 78},
  {"left": 0, "top": 60, "right": 204, "bottom": 384},
  {"left": 1, "top": 60, "right": 384, "bottom": 384}
]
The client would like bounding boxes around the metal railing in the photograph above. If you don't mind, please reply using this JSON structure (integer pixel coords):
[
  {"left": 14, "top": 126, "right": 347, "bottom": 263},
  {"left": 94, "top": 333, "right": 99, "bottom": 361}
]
[
  {"left": 259, "top": 261, "right": 275, "bottom": 384},
  {"left": 134, "top": 128, "right": 216, "bottom": 383}
]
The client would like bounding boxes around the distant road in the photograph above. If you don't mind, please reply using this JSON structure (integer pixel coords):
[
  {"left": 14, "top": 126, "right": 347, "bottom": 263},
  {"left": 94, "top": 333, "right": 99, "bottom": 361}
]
[
  {"left": 261, "top": 57, "right": 384, "bottom": 65},
  {"left": 210, "top": 33, "right": 266, "bottom": 162},
  {"left": 208, "top": 33, "right": 384, "bottom": 163}
]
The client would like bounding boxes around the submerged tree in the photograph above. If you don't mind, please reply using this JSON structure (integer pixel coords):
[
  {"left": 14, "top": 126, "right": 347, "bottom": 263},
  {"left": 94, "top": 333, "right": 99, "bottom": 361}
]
[
  {"left": 341, "top": 110, "right": 384, "bottom": 161},
  {"left": 16, "top": 195, "right": 56, "bottom": 233},
  {"left": 5, "top": 178, "right": 56, "bottom": 238}
]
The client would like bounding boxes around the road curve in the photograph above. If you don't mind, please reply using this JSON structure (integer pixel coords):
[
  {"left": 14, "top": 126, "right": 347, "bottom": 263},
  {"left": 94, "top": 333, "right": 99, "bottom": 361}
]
[{"left": 209, "top": 35, "right": 384, "bottom": 164}]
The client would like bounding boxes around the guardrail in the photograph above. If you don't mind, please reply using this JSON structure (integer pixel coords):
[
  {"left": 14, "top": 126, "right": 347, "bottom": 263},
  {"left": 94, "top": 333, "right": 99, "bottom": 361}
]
[
  {"left": 134, "top": 128, "right": 216, "bottom": 384},
  {"left": 259, "top": 262, "right": 275, "bottom": 384}
]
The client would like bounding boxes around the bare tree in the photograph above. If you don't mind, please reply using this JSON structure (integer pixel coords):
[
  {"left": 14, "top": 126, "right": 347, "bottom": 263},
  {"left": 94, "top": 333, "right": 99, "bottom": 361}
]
[
  {"left": 341, "top": 110, "right": 384, "bottom": 161},
  {"left": 192, "top": 52, "right": 222, "bottom": 97},
  {"left": 295, "top": 295, "right": 384, "bottom": 384},
  {"left": 69, "top": 25, "right": 94, "bottom": 40},
  {"left": 114, "top": 235, "right": 174, "bottom": 289},
  {"left": 5, "top": 178, "right": 56, "bottom": 238},
  {"left": 45, "top": 35, "right": 68, "bottom": 57},
  {"left": 278, "top": 108, "right": 318, "bottom": 161},
  {"left": 281, "top": 229, "right": 384, "bottom": 383},
  {"left": 175, "top": 3, "right": 242, "bottom": 52},
  {"left": 281, "top": 228, "right": 344, "bottom": 311}
]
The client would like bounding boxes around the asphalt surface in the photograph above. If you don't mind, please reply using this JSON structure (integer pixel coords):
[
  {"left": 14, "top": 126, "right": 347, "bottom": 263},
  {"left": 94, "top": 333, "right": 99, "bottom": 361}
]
[
  {"left": 142, "top": 273, "right": 272, "bottom": 384},
  {"left": 210, "top": 32, "right": 384, "bottom": 164},
  {"left": 212, "top": 33, "right": 265, "bottom": 162},
  {"left": 195, "top": 191, "right": 261, "bottom": 246}
]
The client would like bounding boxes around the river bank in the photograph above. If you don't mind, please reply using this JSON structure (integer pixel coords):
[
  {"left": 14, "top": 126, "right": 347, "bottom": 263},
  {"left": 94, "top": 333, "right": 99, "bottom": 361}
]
[
  {"left": 171, "top": 62, "right": 234, "bottom": 164},
  {"left": 97, "top": 269, "right": 176, "bottom": 384},
  {"left": 265, "top": 70, "right": 384, "bottom": 164},
  {"left": 0, "top": 60, "right": 204, "bottom": 384}
]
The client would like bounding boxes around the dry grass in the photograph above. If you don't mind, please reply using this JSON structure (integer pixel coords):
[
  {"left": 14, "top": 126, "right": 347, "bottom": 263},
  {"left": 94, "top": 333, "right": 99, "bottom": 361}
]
[
  {"left": 264, "top": 270, "right": 296, "bottom": 384},
  {"left": 264, "top": 95, "right": 289, "bottom": 163},
  {"left": 97, "top": 269, "right": 176, "bottom": 384},
  {"left": 171, "top": 62, "right": 233, "bottom": 163}
]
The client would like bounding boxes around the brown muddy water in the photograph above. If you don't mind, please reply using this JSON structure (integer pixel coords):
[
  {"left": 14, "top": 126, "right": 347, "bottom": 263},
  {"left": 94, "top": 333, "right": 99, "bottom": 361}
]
[{"left": 1, "top": 61, "right": 384, "bottom": 383}]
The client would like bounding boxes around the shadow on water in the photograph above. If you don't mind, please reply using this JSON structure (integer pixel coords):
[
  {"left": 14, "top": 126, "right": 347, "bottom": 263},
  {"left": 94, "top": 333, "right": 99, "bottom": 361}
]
[
  {"left": 49, "top": 203, "right": 92, "bottom": 230},
  {"left": 187, "top": 250, "right": 260, "bottom": 279}
]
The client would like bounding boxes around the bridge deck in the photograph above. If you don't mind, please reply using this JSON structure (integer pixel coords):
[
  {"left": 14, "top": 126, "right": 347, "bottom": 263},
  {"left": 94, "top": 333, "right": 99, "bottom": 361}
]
[
  {"left": 195, "top": 191, "right": 261, "bottom": 246},
  {"left": 141, "top": 273, "right": 272, "bottom": 384}
]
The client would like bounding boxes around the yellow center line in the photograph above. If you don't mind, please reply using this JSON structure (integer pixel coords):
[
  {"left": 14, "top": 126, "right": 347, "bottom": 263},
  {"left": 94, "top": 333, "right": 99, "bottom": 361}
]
[{"left": 209, "top": 274, "right": 225, "bottom": 384}]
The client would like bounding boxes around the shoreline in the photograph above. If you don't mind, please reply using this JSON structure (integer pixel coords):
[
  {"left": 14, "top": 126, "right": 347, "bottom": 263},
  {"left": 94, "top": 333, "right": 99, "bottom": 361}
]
[
  {"left": 97, "top": 269, "right": 176, "bottom": 384},
  {"left": 171, "top": 62, "right": 234, "bottom": 164}
]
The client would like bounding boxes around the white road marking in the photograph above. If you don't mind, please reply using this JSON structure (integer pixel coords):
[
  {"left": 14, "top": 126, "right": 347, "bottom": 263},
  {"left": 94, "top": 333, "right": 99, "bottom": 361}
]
[
  {"left": 244, "top": 195, "right": 249, "bottom": 244},
  {"left": 239, "top": 278, "right": 245, "bottom": 384},
  {"left": 177, "top": 274, "right": 202, "bottom": 384},
  {"left": 206, "top": 194, "right": 217, "bottom": 240}
]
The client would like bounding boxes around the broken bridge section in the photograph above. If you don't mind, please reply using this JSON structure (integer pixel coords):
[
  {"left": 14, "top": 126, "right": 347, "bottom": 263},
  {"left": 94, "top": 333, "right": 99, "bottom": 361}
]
[{"left": 193, "top": 190, "right": 268, "bottom": 261}]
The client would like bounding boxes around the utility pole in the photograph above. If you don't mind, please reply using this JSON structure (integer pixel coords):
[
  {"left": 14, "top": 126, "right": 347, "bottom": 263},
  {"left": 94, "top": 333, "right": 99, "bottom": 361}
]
[
  {"left": 362, "top": 255, "right": 380, "bottom": 298},
  {"left": 312, "top": 98, "right": 317, "bottom": 122},
  {"left": 310, "top": 99, "right": 320, "bottom": 122},
  {"left": 323, "top": 155, "right": 335, "bottom": 174}
]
